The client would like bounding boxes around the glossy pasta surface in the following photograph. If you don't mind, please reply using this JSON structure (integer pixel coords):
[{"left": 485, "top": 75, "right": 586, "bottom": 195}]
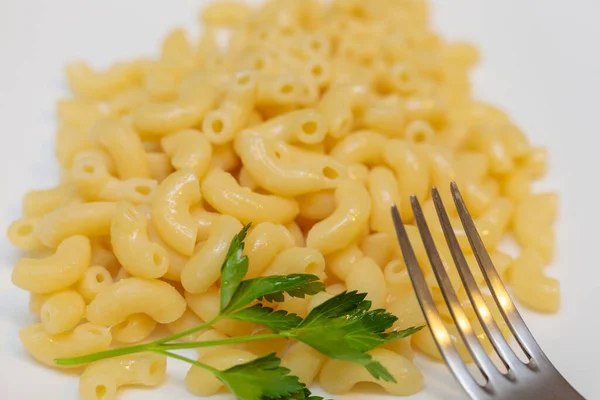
[{"left": 7, "top": 0, "right": 559, "bottom": 398}]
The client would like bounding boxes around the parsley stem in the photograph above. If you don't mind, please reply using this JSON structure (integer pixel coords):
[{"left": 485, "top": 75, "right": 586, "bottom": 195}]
[
  {"left": 54, "top": 315, "right": 222, "bottom": 366},
  {"left": 151, "top": 315, "right": 221, "bottom": 345},
  {"left": 157, "top": 332, "right": 283, "bottom": 351},
  {"left": 54, "top": 343, "right": 150, "bottom": 366},
  {"left": 153, "top": 349, "right": 219, "bottom": 374}
]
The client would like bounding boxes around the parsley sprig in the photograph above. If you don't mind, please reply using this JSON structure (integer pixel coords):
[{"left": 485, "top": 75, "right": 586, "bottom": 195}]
[{"left": 55, "top": 223, "right": 423, "bottom": 400}]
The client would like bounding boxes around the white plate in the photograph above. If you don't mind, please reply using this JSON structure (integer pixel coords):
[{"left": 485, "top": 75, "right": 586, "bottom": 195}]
[{"left": 1, "top": 1, "right": 599, "bottom": 399}]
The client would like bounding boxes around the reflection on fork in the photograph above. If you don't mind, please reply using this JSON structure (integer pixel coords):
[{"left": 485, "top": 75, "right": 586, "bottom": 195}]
[{"left": 390, "top": 182, "right": 584, "bottom": 400}]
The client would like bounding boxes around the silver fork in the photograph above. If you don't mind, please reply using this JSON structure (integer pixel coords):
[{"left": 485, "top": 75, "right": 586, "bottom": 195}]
[{"left": 390, "top": 182, "right": 584, "bottom": 400}]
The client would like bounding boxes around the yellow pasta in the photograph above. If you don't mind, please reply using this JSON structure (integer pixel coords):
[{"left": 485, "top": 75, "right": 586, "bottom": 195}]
[
  {"left": 161, "top": 129, "right": 212, "bottom": 179},
  {"left": 12, "top": 235, "right": 91, "bottom": 293},
  {"left": 306, "top": 179, "right": 371, "bottom": 255},
  {"left": 36, "top": 202, "right": 116, "bottom": 248},
  {"left": 90, "top": 118, "right": 151, "bottom": 179},
  {"left": 181, "top": 214, "right": 243, "bottom": 293},
  {"left": 20, "top": 323, "right": 112, "bottom": 368},
  {"left": 151, "top": 169, "right": 201, "bottom": 256},
  {"left": 6, "top": 0, "right": 561, "bottom": 398},
  {"left": 201, "top": 169, "right": 299, "bottom": 224},
  {"left": 79, "top": 353, "right": 166, "bottom": 400},
  {"left": 111, "top": 201, "right": 169, "bottom": 279},
  {"left": 86, "top": 277, "right": 186, "bottom": 326}
]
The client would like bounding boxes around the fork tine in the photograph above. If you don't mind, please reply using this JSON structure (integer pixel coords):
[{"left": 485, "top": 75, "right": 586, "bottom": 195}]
[
  {"left": 432, "top": 187, "right": 522, "bottom": 374},
  {"left": 410, "top": 195, "right": 500, "bottom": 381},
  {"left": 390, "top": 205, "right": 485, "bottom": 398},
  {"left": 449, "top": 182, "right": 544, "bottom": 364}
]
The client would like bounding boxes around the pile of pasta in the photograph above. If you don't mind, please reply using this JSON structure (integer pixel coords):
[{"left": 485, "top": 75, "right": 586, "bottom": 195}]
[{"left": 7, "top": 0, "right": 559, "bottom": 398}]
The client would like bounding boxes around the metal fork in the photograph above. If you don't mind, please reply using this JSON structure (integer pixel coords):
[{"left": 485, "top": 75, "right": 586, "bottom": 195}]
[{"left": 390, "top": 182, "right": 584, "bottom": 400}]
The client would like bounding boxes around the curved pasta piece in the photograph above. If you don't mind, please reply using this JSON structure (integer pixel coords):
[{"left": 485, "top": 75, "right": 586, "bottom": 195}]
[
  {"left": 90, "top": 237, "right": 121, "bottom": 276},
  {"left": 501, "top": 169, "right": 531, "bottom": 201},
  {"left": 12, "top": 235, "right": 91, "bottom": 293},
  {"left": 106, "top": 87, "right": 149, "bottom": 115},
  {"left": 90, "top": 118, "right": 150, "bottom": 179},
  {"left": 367, "top": 166, "right": 402, "bottom": 235},
  {"left": 361, "top": 95, "right": 406, "bottom": 137},
  {"left": 29, "top": 293, "right": 52, "bottom": 314},
  {"left": 19, "top": 322, "right": 112, "bottom": 368},
  {"left": 345, "top": 257, "right": 387, "bottom": 309},
  {"left": 324, "top": 244, "right": 364, "bottom": 281},
  {"left": 281, "top": 343, "right": 327, "bottom": 386},
  {"left": 513, "top": 193, "right": 558, "bottom": 262},
  {"left": 509, "top": 249, "right": 559, "bottom": 313},
  {"left": 86, "top": 277, "right": 186, "bottom": 325},
  {"left": 462, "top": 178, "right": 500, "bottom": 218},
  {"left": 161, "top": 129, "right": 212, "bottom": 178},
  {"left": 22, "top": 183, "right": 79, "bottom": 218},
  {"left": 41, "top": 290, "right": 86, "bottom": 334},
  {"left": 360, "top": 232, "right": 394, "bottom": 268},
  {"left": 284, "top": 221, "right": 305, "bottom": 247},
  {"left": 306, "top": 179, "right": 371, "bottom": 255},
  {"left": 235, "top": 132, "right": 346, "bottom": 196},
  {"left": 147, "top": 152, "right": 174, "bottom": 182},
  {"left": 132, "top": 82, "right": 218, "bottom": 137},
  {"left": 57, "top": 98, "right": 113, "bottom": 131},
  {"left": 383, "top": 259, "right": 412, "bottom": 299},
  {"left": 210, "top": 142, "right": 241, "bottom": 172},
  {"left": 71, "top": 151, "right": 157, "bottom": 205},
  {"left": 347, "top": 163, "right": 369, "bottom": 185},
  {"left": 151, "top": 169, "right": 201, "bottom": 256},
  {"left": 165, "top": 308, "right": 204, "bottom": 341},
  {"left": 383, "top": 139, "right": 430, "bottom": 221},
  {"left": 296, "top": 189, "right": 335, "bottom": 221},
  {"left": 201, "top": 169, "right": 299, "bottom": 224},
  {"left": 255, "top": 71, "right": 304, "bottom": 105},
  {"left": 181, "top": 215, "right": 243, "bottom": 294},
  {"left": 330, "top": 130, "right": 387, "bottom": 165},
  {"left": 262, "top": 246, "right": 325, "bottom": 277},
  {"left": 203, "top": 71, "right": 258, "bottom": 144},
  {"left": 243, "top": 109, "right": 328, "bottom": 145},
  {"left": 185, "top": 349, "right": 257, "bottom": 396},
  {"left": 37, "top": 202, "right": 117, "bottom": 248},
  {"left": 79, "top": 353, "right": 166, "bottom": 400},
  {"left": 76, "top": 265, "right": 114, "bottom": 303},
  {"left": 147, "top": 220, "right": 190, "bottom": 282},
  {"left": 111, "top": 201, "right": 169, "bottom": 279},
  {"left": 237, "top": 166, "right": 259, "bottom": 190},
  {"left": 65, "top": 61, "right": 141, "bottom": 100},
  {"left": 243, "top": 222, "right": 295, "bottom": 278},
  {"left": 318, "top": 83, "right": 370, "bottom": 138},
  {"left": 56, "top": 124, "right": 94, "bottom": 168},
  {"left": 387, "top": 293, "right": 426, "bottom": 330},
  {"left": 319, "top": 348, "right": 423, "bottom": 395},
  {"left": 111, "top": 314, "right": 157, "bottom": 344},
  {"left": 201, "top": 1, "right": 252, "bottom": 26},
  {"left": 7, "top": 217, "right": 46, "bottom": 251}
]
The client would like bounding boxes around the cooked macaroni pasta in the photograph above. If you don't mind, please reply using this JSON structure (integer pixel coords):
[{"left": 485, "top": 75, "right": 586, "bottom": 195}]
[{"left": 7, "top": 0, "right": 561, "bottom": 398}]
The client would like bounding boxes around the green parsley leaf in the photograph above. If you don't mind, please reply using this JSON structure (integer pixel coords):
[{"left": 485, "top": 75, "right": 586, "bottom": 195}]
[
  {"left": 222, "top": 274, "right": 325, "bottom": 314},
  {"left": 227, "top": 304, "right": 302, "bottom": 332},
  {"left": 220, "top": 223, "right": 252, "bottom": 311},
  {"left": 216, "top": 353, "right": 305, "bottom": 400},
  {"left": 384, "top": 325, "right": 425, "bottom": 343},
  {"left": 288, "top": 291, "right": 420, "bottom": 383},
  {"left": 274, "top": 388, "right": 328, "bottom": 400}
]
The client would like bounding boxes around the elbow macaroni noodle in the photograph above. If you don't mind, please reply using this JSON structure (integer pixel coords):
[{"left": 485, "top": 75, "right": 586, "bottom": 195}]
[
  {"left": 7, "top": 0, "right": 560, "bottom": 398},
  {"left": 79, "top": 353, "right": 166, "bottom": 400}
]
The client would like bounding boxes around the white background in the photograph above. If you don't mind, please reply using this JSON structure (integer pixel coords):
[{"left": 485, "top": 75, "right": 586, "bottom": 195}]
[{"left": 0, "top": 1, "right": 599, "bottom": 399}]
